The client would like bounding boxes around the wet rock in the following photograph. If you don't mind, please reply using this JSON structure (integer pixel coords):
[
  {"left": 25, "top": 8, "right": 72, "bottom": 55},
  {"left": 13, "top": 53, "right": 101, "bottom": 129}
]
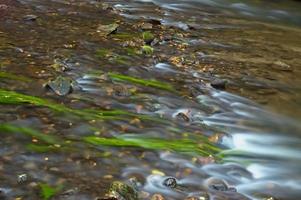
[
  {"left": 51, "top": 58, "right": 74, "bottom": 72},
  {"left": 205, "top": 178, "right": 228, "bottom": 192},
  {"left": 151, "top": 194, "right": 165, "bottom": 200},
  {"left": 45, "top": 76, "right": 73, "bottom": 96},
  {"left": 210, "top": 79, "right": 227, "bottom": 90},
  {"left": 0, "top": 1, "right": 17, "bottom": 18},
  {"left": 150, "top": 38, "right": 160, "bottom": 46},
  {"left": 107, "top": 84, "right": 131, "bottom": 97},
  {"left": 0, "top": 4, "right": 9, "bottom": 10},
  {"left": 146, "top": 18, "right": 162, "bottom": 26},
  {"left": 210, "top": 183, "right": 228, "bottom": 191},
  {"left": 185, "top": 192, "right": 210, "bottom": 200},
  {"left": 17, "top": 173, "right": 28, "bottom": 183},
  {"left": 128, "top": 177, "right": 142, "bottom": 190},
  {"left": 102, "top": 181, "right": 138, "bottom": 200},
  {"left": 138, "top": 191, "right": 150, "bottom": 199},
  {"left": 97, "top": 23, "right": 119, "bottom": 36},
  {"left": 175, "top": 111, "right": 191, "bottom": 122},
  {"left": 162, "top": 177, "right": 177, "bottom": 188},
  {"left": 162, "top": 35, "right": 173, "bottom": 41},
  {"left": 141, "top": 23, "right": 153, "bottom": 30},
  {"left": 0, "top": 188, "right": 8, "bottom": 200},
  {"left": 61, "top": 187, "right": 79, "bottom": 196},
  {"left": 23, "top": 14, "right": 38, "bottom": 21},
  {"left": 273, "top": 61, "right": 293, "bottom": 72},
  {"left": 101, "top": 3, "right": 112, "bottom": 10},
  {"left": 210, "top": 192, "right": 251, "bottom": 200}
]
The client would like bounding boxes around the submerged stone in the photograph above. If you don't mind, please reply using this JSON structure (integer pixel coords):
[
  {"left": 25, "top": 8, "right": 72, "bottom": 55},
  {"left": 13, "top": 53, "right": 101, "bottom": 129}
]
[
  {"left": 17, "top": 173, "right": 28, "bottom": 184},
  {"left": 206, "top": 178, "right": 229, "bottom": 192},
  {"left": 141, "top": 23, "right": 153, "bottom": 30},
  {"left": 210, "top": 79, "right": 227, "bottom": 90},
  {"left": 45, "top": 76, "right": 73, "bottom": 96},
  {"left": 151, "top": 194, "right": 165, "bottom": 200},
  {"left": 97, "top": 23, "right": 119, "bottom": 36},
  {"left": 0, "top": 188, "right": 8, "bottom": 200},
  {"left": 102, "top": 181, "right": 138, "bottom": 200},
  {"left": 112, "top": 85, "right": 131, "bottom": 97},
  {"left": 51, "top": 58, "right": 75, "bottom": 72},
  {"left": 163, "top": 177, "right": 177, "bottom": 188},
  {"left": 23, "top": 14, "right": 38, "bottom": 21},
  {"left": 273, "top": 61, "right": 293, "bottom": 72},
  {"left": 175, "top": 111, "right": 191, "bottom": 122},
  {"left": 185, "top": 192, "right": 210, "bottom": 200}
]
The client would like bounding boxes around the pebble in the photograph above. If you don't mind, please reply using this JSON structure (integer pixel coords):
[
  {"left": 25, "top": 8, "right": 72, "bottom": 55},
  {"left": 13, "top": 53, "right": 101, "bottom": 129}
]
[
  {"left": 151, "top": 194, "right": 165, "bottom": 200},
  {"left": 185, "top": 192, "right": 209, "bottom": 200},
  {"left": 205, "top": 178, "right": 229, "bottom": 192},
  {"left": 23, "top": 14, "right": 38, "bottom": 21},
  {"left": 273, "top": 61, "right": 293, "bottom": 72},
  {"left": 163, "top": 177, "right": 177, "bottom": 188},
  {"left": 210, "top": 79, "right": 227, "bottom": 90},
  {"left": 176, "top": 112, "right": 190, "bottom": 122},
  {"left": 141, "top": 23, "right": 153, "bottom": 30},
  {"left": 17, "top": 174, "right": 28, "bottom": 183}
]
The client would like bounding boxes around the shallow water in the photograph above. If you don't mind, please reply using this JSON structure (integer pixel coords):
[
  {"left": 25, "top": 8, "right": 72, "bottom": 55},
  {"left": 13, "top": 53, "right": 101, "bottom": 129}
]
[{"left": 0, "top": 0, "right": 301, "bottom": 199}]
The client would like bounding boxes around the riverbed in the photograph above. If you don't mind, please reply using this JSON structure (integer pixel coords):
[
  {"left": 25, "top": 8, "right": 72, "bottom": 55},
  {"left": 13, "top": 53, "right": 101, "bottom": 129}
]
[{"left": 0, "top": 0, "right": 301, "bottom": 199}]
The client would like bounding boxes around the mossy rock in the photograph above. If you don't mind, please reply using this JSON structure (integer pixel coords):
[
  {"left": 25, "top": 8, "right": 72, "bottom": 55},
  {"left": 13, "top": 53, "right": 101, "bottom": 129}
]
[
  {"left": 103, "top": 181, "right": 138, "bottom": 200},
  {"left": 142, "top": 31, "right": 154, "bottom": 44}
]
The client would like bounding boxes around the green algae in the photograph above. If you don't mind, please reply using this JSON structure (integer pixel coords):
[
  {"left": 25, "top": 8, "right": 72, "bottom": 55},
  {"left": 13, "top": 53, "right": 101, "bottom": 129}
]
[
  {"left": 39, "top": 183, "right": 63, "bottom": 200},
  {"left": 142, "top": 45, "right": 153, "bottom": 55},
  {"left": 84, "top": 135, "right": 220, "bottom": 157},
  {"left": 96, "top": 46, "right": 142, "bottom": 65},
  {"left": 96, "top": 48, "right": 112, "bottom": 58},
  {"left": 0, "top": 124, "right": 61, "bottom": 145},
  {"left": 96, "top": 48, "right": 130, "bottom": 65},
  {"left": 108, "top": 73, "right": 175, "bottom": 92},
  {"left": 0, "top": 71, "right": 31, "bottom": 82},
  {"left": 0, "top": 122, "right": 220, "bottom": 157},
  {"left": 112, "top": 32, "right": 140, "bottom": 40},
  {"left": 0, "top": 89, "right": 166, "bottom": 123},
  {"left": 142, "top": 31, "right": 154, "bottom": 44},
  {"left": 26, "top": 144, "right": 62, "bottom": 153},
  {"left": 0, "top": 89, "right": 124, "bottom": 119},
  {"left": 124, "top": 47, "right": 141, "bottom": 56}
]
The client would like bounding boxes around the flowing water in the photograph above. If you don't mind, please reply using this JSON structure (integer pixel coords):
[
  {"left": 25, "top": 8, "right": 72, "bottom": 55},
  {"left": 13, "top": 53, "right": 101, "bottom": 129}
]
[{"left": 0, "top": 0, "right": 301, "bottom": 199}]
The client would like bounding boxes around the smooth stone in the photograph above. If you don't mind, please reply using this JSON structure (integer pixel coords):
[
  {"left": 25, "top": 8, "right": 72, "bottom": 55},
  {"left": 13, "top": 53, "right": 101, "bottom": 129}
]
[
  {"left": 163, "top": 177, "right": 177, "bottom": 188},
  {"left": 210, "top": 79, "right": 227, "bottom": 90},
  {"left": 23, "top": 14, "right": 38, "bottom": 21},
  {"left": 45, "top": 76, "right": 73, "bottom": 96}
]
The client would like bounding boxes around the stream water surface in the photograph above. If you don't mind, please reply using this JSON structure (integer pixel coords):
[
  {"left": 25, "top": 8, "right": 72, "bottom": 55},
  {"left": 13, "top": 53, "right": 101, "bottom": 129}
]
[{"left": 0, "top": 0, "right": 301, "bottom": 199}]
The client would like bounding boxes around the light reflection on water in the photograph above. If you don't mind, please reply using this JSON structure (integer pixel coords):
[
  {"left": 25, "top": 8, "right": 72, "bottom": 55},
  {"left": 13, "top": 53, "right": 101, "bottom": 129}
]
[
  {"left": 200, "top": 90, "right": 301, "bottom": 199},
  {"left": 133, "top": 0, "right": 301, "bottom": 26}
]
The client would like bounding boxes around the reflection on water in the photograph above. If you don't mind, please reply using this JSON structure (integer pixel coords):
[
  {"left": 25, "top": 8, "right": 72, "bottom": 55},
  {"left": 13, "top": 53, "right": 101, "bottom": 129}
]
[
  {"left": 133, "top": 0, "right": 301, "bottom": 26},
  {"left": 203, "top": 90, "right": 301, "bottom": 199},
  {"left": 0, "top": 0, "right": 301, "bottom": 199}
]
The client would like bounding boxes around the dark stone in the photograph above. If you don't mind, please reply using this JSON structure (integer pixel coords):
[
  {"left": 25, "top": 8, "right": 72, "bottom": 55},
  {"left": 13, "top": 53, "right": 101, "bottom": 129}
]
[
  {"left": 105, "top": 181, "right": 138, "bottom": 200},
  {"left": 45, "top": 76, "right": 73, "bottom": 96},
  {"left": 163, "top": 177, "right": 177, "bottom": 188},
  {"left": 210, "top": 79, "right": 227, "bottom": 90},
  {"left": 176, "top": 112, "right": 190, "bottom": 122},
  {"left": 0, "top": 189, "right": 7, "bottom": 200},
  {"left": 146, "top": 18, "right": 162, "bottom": 25},
  {"left": 210, "top": 183, "right": 228, "bottom": 191}
]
